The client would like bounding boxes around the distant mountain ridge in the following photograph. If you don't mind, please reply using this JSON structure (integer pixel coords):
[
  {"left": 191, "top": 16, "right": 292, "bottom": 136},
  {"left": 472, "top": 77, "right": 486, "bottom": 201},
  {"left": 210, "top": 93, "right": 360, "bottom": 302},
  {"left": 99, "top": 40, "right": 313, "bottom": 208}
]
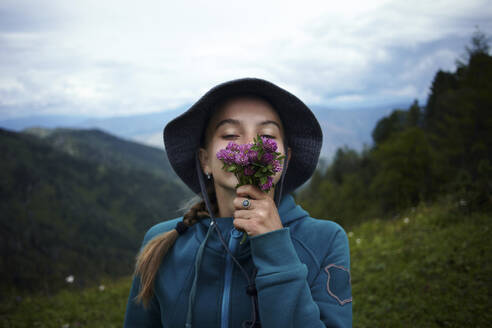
[
  {"left": 0, "top": 102, "right": 407, "bottom": 163},
  {"left": 23, "top": 127, "right": 180, "bottom": 183}
]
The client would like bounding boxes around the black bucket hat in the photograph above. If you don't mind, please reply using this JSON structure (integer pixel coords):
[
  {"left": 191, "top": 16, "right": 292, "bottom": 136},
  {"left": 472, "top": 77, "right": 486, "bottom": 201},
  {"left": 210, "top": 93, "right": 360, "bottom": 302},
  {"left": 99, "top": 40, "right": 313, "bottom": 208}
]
[{"left": 163, "top": 77, "right": 322, "bottom": 197}]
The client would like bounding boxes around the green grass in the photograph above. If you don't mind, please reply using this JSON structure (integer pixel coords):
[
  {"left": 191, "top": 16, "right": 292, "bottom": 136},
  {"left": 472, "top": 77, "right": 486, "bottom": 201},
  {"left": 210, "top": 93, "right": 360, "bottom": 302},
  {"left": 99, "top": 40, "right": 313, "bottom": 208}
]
[
  {"left": 349, "top": 197, "right": 492, "bottom": 327},
  {"left": 1, "top": 197, "right": 491, "bottom": 327},
  {"left": 0, "top": 276, "right": 132, "bottom": 328}
]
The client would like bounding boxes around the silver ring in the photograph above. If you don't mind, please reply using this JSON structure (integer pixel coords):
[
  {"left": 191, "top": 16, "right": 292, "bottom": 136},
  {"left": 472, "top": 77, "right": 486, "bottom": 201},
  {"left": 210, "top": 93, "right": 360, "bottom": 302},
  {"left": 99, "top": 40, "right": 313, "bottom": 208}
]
[{"left": 242, "top": 199, "right": 251, "bottom": 209}]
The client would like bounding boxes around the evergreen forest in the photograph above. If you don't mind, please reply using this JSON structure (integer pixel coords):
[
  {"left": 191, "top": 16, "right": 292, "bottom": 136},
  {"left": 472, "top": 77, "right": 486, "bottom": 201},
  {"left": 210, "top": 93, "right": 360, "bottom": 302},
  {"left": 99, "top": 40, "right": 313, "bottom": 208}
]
[
  {"left": 0, "top": 128, "right": 193, "bottom": 295},
  {"left": 297, "top": 30, "right": 492, "bottom": 229}
]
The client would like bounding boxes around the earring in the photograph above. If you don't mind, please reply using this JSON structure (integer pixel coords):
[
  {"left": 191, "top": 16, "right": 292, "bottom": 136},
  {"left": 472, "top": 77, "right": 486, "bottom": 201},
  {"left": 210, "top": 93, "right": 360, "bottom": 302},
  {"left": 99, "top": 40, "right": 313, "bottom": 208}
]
[{"left": 206, "top": 172, "right": 211, "bottom": 180}]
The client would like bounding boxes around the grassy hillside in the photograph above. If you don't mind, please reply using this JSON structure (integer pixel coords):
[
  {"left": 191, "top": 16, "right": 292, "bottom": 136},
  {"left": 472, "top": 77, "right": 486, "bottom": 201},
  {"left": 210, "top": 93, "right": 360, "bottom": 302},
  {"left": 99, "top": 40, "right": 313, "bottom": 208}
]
[
  {"left": 349, "top": 196, "right": 491, "bottom": 327},
  {"left": 0, "top": 276, "right": 132, "bottom": 328},
  {"left": 2, "top": 197, "right": 490, "bottom": 327}
]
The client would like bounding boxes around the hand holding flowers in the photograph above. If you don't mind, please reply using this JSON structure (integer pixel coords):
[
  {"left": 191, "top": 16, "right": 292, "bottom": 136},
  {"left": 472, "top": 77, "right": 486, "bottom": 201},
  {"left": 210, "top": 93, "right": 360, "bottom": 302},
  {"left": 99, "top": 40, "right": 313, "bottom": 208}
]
[{"left": 216, "top": 134, "right": 286, "bottom": 243}]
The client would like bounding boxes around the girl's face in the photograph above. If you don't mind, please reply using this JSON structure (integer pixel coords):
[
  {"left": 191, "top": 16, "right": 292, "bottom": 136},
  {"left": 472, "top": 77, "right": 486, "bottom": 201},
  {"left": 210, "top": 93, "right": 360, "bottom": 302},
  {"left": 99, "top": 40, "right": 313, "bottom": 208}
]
[{"left": 199, "top": 96, "right": 291, "bottom": 196}]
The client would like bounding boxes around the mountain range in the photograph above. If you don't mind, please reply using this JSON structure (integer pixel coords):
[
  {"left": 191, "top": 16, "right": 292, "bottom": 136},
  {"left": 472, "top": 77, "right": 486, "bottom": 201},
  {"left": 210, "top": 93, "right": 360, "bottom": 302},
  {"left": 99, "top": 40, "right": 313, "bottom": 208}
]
[{"left": 0, "top": 102, "right": 407, "bottom": 163}]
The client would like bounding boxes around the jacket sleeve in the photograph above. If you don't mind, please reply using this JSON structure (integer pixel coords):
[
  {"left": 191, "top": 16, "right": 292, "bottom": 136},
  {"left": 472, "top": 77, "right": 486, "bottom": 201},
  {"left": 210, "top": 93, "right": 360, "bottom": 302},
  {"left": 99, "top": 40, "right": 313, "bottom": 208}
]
[
  {"left": 123, "top": 230, "right": 163, "bottom": 328},
  {"left": 249, "top": 226, "right": 352, "bottom": 327}
]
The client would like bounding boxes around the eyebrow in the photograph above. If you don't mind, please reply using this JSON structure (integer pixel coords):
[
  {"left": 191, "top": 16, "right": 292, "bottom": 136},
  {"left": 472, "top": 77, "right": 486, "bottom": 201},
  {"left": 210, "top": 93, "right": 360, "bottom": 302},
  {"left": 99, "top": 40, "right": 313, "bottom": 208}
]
[{"left": 215, "top": 118, "right": 281, "bottom": 131}]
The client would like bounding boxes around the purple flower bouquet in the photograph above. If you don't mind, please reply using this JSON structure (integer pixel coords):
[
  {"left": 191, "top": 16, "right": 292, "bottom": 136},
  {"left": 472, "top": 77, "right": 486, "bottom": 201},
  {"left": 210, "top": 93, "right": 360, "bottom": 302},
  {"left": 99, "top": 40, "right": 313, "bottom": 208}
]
[
  {"left": 216, "top": 134, "right": 286, "bottom": 192},
  {"left": 216, "top": 134, "right": 286, "bottom": 243}
]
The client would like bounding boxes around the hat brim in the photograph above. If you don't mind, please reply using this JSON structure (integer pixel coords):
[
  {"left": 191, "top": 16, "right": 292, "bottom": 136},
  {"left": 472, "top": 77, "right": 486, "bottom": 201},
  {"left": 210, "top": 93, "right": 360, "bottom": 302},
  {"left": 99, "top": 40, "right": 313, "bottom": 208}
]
[{"left": 164, "top": 78, "right": 323, "bottom": 196}]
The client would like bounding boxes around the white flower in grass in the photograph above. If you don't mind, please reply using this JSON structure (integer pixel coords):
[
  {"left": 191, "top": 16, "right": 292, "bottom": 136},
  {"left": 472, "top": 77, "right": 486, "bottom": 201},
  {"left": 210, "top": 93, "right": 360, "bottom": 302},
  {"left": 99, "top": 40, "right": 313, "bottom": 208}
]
[
  {"left": 403, "top": 217, "right": 410, "bottom": 224},
  {"left": 65, "top": 275, "right": 74, "bottom": 283},
  {"left": 99, "top": 285, "right": 105, "bottom": 291},
  {"left": 356, "top": 238, "right": 361, "bottom": 244},
  {"left": 61, "top": 324, "right": 70, "bottom": 328},
  {"left": 348, "top": 231, "right": 354, "bottom": 238}
]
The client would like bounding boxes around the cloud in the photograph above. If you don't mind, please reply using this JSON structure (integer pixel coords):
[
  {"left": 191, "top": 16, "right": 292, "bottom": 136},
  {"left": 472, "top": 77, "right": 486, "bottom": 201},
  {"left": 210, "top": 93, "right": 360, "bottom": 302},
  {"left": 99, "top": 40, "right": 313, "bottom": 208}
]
[{"left": 0, "top": 0, "right": 491, "bottom": 119}]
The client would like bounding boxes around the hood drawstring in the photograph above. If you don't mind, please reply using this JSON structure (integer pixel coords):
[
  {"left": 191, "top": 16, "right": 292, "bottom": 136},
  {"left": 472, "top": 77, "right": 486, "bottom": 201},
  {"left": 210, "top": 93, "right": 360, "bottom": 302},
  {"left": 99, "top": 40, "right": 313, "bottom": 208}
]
[
  {"left": 185, "top": 220, "right": 214, "bottom": 328},
  {"left": 186, "top": 139, "right": 289, "bottom": 328}
]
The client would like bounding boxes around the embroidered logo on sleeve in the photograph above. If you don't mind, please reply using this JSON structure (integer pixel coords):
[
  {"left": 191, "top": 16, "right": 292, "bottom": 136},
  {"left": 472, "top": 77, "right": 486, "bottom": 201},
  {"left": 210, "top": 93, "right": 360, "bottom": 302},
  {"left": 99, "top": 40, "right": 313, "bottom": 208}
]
[{"left": 324, "top": 264, "right": 352, "bottom": 305}]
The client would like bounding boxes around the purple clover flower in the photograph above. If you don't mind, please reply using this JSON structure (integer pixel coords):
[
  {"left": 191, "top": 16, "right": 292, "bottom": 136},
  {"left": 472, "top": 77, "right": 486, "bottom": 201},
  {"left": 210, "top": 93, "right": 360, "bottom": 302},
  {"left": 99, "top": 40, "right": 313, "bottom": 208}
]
[
  {"left": 244, "top": 165, "right": 255, "bottom": 176},
  {"left": 260, "top": 152, "right": 274, "bottom": 164},
  {"left": 247, "top": 150, "right": 259, "bottom": 162},
  {"left": 260, "top": 176, "right": 273, "bottom": 191},
  {"left": 272, "top": 160, "right": 282, "bottom": 173},
  {"left": 216, "top": 149, "right": 235, "bottom": 165},
  {"left": 238, "top": 143, "right": 253, "bottom": 153},
  {"left": 261, "top": 137, "right": 278, "bottom": 152},
  {"left": 226, "top": 141, "right": 240, "bottom": 152},
  {"left": 234, "top": 152, "right": 250, "bottom": 166}
]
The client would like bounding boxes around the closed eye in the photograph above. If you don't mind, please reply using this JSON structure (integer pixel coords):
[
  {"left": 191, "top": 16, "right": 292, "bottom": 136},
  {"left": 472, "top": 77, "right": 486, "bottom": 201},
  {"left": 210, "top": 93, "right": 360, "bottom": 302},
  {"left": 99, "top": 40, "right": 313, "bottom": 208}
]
[{"left": 222, "top": 134, "right": 276, "bottom": 139}]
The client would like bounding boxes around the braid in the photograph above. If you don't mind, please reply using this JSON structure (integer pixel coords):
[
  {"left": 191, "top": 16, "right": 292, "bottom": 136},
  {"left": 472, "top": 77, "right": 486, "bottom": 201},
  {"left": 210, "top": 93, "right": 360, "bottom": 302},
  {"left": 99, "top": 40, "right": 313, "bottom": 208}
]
[
  {"left": 183, "top": 181, "right": 218, "bottom": 226},
  {"left": 133, "top": 177, "right": 217, "bottom": 309}
]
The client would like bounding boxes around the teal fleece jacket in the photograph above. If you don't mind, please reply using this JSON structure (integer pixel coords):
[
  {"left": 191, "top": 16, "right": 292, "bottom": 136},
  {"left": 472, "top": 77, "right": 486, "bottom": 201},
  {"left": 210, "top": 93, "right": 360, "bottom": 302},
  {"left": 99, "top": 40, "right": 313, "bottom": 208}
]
[{"left": 124, "top": 194, "right": 352, "bottom": 327}]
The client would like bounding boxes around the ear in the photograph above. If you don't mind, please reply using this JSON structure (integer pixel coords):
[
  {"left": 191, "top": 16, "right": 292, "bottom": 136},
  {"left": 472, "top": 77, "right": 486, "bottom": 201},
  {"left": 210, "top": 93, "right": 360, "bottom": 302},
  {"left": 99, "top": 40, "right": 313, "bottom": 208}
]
[{"left": 199, "top": 147, "right": 210, "bottom": 174}]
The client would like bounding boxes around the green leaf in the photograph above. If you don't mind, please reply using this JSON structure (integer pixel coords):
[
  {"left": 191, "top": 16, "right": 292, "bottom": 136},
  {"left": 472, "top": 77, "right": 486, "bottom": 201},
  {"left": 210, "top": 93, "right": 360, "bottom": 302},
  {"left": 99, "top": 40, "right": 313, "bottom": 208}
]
[
  {"left": 260, "top": 176, "right": 267, "bottom": 185},
  {"left": 240, "top": 233, "right": 248, "bottom": 244},
  {"left": 227, "top": 165, "right": 237, "bottom": 172}
]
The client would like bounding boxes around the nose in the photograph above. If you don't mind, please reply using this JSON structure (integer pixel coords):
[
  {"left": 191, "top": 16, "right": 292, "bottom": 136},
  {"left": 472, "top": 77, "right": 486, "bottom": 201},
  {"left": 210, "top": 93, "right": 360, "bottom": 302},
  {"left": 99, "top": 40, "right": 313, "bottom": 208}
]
[{"left": 238, "top": 132, "right": 259, "bottom": 145}]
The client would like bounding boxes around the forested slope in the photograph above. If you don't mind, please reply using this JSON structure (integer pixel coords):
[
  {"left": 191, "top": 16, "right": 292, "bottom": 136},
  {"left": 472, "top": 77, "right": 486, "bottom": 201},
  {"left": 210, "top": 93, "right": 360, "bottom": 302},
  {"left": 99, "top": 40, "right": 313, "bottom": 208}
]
[{"left": 0, "top": 128, "right": 192, "bottom": 295}]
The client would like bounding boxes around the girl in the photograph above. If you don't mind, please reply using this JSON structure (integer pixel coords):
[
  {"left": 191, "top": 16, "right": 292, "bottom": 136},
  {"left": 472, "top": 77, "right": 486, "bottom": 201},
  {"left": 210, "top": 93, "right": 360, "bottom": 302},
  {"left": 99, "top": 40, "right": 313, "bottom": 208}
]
[{"left": 124, "top": 78, "right": 352, "bottom": 327}]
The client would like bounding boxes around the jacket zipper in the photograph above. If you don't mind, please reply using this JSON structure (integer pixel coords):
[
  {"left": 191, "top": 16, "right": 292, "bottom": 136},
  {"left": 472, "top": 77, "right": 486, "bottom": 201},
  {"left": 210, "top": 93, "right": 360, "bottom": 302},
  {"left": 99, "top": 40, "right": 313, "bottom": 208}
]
[{"left": 221, "top": 227, "right": 242, "bottom": 328}]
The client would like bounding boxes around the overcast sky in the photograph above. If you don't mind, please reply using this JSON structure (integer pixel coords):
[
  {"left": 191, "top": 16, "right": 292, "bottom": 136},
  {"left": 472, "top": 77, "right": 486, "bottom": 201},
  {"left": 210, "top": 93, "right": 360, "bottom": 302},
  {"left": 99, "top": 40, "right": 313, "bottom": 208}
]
[{"left": 1, "top": 0, "right": 491, "bottom": 119}]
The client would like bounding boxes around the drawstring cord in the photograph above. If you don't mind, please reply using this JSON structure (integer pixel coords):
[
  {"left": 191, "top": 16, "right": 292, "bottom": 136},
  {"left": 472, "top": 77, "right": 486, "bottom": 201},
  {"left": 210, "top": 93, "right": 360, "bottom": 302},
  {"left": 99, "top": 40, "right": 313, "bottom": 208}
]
[
  {"left": 242, "top": 267, "right": 260, "bottom": 328},
  {"left": 187, "top": 139, "right": 288, "bottom": 328},
  {"left": 185, "top": 221, "right": 214, "bottom": 328}
]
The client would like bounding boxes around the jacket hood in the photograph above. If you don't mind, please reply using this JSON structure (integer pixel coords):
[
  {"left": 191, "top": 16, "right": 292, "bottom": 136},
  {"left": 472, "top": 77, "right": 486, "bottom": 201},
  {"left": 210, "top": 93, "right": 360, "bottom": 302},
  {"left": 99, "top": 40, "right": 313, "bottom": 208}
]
[{"left": 277, "top": 193, "right": 310, "bottom": 226}]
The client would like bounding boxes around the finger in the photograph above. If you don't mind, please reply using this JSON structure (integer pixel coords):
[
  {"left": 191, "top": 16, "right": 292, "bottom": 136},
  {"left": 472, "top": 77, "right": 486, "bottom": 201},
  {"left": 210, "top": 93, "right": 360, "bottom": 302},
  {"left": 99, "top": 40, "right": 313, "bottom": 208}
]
[
  {"left": 233, "top": 209, "right": 254, "bottom": 220},
  {"left": 233, "top": 197, "right": 255, "bottom": 210},
  {"left": 236, "top": 184, "right": 266, "bottom": 200},
  {"left": 233, "top": 217, "right": 254, "bottom": 235}
]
